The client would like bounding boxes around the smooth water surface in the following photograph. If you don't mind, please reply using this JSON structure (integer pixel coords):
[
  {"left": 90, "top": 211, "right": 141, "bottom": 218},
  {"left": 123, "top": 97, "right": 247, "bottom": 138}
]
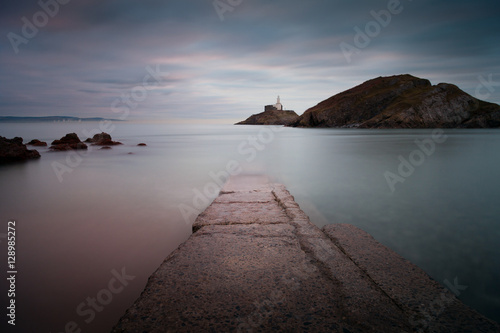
[{"left": 0, "top": 122, "right": 499, "bottom": 331}]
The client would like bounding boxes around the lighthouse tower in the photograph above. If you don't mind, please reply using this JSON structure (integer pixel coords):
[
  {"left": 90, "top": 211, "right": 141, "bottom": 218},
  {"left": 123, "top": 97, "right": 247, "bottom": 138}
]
[{"left": 274, "top": 95, "right": 283, "bottom": 111}]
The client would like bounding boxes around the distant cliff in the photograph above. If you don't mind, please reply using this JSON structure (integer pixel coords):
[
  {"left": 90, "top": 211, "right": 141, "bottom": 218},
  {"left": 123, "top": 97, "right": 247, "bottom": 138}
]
[
  {"left": 236, "top": 109, "right": 299, "bottom": 126},
  {"left": 292, "top": 74, "right": 500, "bottom": 128}
]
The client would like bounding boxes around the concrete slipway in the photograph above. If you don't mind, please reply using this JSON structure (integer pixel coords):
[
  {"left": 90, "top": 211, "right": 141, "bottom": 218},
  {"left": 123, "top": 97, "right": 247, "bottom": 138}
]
[{"left": 112, "top": 175, "right": 499, "bottom": 332}]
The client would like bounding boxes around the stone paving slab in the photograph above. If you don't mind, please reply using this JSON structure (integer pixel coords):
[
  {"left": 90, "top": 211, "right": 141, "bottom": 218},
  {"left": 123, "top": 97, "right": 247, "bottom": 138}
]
[
  {"left": 193, "top": 200, "right": 290, "bottom": 231},
  {"left": 112, "top": 176, "right": 499, "bottom": 333},
  {"left": 323, "top": 224, "right": 500, "bottom": 332},
  {"left": 112, "top": 224, "right": 360, "bottom": 332},
  {"left": 213, "top": 191, "right": 276, "bottom": 203}
]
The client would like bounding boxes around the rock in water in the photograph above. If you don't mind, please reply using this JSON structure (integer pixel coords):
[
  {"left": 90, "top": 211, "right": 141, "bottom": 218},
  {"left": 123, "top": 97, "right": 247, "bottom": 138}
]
[
  {"left": 237, "top": 96, "right": 300, "bottom": 125},
  {"left": 236, "top": 110, "right": 299, "bottom": 126},
  {"left": 84, "top": 132, "right": 122, "bottom": 146},
  {"left": 293, "top": 74, "right": 500, "bottom": 128},
  {"left": 0, "top": 136, "right": 41, "bottom": 164},
  {"left": 50, "top": 133, "right": 88, "bottom": 151},
  {"left": 27, "top": 139, "right": 48, "bottom": 146}
]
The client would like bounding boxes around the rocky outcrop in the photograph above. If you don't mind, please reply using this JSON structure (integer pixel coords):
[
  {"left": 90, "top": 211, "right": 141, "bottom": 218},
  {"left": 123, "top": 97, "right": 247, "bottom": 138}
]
[
  {"left": 293, "top": 74, "right": 500, "bottom": 128},
  {"left": 236, "top": 110, "right": 299, "bottom": 126},
  {"left": 0, "top": 136, "right": 41, "bottom": 164},
  {"left": 27, "top": 139, "right": 47, "bottom": 146},
  {"left": 50, "top": 133, "right": 88, "bottom": 151},
  {"left": 84, "top": 132, "right": 122, "bottom": 146}
]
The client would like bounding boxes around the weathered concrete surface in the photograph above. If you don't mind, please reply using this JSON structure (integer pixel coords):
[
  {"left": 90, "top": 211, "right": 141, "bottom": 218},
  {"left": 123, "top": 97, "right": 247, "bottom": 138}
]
[
  {"left": 323, "top": 224, "right": 500, "bottom": 332},
  {"left": 112, "top": 176, "right": 499, "bottom": 332}
]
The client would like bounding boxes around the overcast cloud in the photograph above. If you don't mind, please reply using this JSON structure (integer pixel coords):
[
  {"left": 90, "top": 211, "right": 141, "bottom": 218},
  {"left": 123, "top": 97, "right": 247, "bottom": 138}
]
[{"left": 1, "top": 0, "right": 499, "bottom": 121}]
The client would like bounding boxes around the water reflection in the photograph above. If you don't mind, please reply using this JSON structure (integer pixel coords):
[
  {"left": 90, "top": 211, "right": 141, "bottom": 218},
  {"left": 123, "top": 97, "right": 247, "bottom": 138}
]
[{"left": 0, "top": 123, "right": 499, "bottom": 331}]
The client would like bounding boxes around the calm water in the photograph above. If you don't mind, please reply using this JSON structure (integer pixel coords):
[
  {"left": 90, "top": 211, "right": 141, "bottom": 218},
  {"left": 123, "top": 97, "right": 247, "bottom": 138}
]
[{"left": 0, "top": 122, "right": 499, "bottom": 332}]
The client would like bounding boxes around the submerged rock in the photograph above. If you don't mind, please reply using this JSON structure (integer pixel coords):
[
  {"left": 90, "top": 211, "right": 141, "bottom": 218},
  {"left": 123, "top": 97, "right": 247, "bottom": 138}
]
[
  {"left": 0, "top": 136, "right": 41, "bottom": 164},
  {"left": 27, "top": 139, "right": 47, "bottom": 146},
  {"left": 293, "top": 74, "right": 500, "bottom": 128},
  {"left": 85, "top": 132, "right": 122, "bottom": 146},
  {"left": 137, "top": 143, "right": 147, "bottom": 146},
  {"left": 50, "top": 133, "right": 88, "bottom": 151}
]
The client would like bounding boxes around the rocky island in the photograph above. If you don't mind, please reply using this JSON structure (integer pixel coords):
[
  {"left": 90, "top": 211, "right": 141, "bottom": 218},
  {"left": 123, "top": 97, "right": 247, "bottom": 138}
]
[
  {"left": 292, "top": 74, "right": 500, "bottom": 128},
  {"left": 236, "top": 96, "right": 299, "bottom": 125}
]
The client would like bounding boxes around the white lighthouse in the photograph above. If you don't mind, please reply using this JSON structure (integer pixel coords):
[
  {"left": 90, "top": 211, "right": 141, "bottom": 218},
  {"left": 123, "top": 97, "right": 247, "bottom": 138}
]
[{"left": 274, "top": 95, "right": 283, "bottom": 111}]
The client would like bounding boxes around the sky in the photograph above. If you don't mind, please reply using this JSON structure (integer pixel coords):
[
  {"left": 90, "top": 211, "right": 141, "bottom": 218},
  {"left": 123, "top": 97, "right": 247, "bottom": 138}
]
[{"left": 1, "top": 0, "right": 500, "bottom": 123}]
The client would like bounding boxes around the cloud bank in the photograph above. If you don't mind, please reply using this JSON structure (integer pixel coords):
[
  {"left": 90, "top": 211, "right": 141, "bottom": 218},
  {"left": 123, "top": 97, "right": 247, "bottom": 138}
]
[{"left": 1, "top": 0, "right": 499, "bottom": 121}]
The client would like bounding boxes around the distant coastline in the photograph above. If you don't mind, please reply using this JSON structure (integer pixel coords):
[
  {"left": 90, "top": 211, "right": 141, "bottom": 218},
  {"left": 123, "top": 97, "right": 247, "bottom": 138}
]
[{"left": 0, "top": 116, "right": 124, "bottom": 123}]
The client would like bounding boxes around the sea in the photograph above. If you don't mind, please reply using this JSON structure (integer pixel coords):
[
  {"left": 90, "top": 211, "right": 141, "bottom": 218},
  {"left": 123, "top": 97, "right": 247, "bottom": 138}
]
[{"left": 0, "top": 121, "right": 499, "bottom": 332}]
